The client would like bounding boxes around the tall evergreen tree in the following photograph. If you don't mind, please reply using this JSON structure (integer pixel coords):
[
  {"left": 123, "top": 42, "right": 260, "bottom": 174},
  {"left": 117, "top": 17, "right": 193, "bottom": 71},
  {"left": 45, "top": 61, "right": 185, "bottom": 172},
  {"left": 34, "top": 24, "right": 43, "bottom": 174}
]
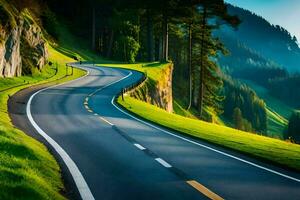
[
  {"left": 287, "top": 111, "right": 300, "bottom": 143},
  {"left": 192, "top": 0, "right": 240, "bottom": 118}
]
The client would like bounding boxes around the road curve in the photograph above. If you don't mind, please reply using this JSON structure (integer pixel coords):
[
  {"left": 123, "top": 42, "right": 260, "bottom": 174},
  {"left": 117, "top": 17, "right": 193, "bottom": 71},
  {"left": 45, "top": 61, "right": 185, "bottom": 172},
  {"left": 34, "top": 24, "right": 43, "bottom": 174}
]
[{"left": 15, "top": 64, "right": 300, "bottom": 199}]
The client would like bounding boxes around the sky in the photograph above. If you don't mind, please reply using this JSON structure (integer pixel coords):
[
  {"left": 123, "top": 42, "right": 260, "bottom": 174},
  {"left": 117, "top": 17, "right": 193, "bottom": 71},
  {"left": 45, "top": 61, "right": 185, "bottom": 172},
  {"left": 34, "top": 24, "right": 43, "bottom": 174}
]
[{"left": 225, "top": 0, "right": 300, "bottom": 41}]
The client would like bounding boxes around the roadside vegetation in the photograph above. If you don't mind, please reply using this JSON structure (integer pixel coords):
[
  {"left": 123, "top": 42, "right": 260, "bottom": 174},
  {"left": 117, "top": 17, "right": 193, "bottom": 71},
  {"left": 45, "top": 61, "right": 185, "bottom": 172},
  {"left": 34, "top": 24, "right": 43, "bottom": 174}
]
[
  {"left": 94, "top": 61, "right": 300, "bottom": 171},
  {"left": 117, "top": 90, "right": 300, "bottom": 171},
  {"left": 0, "top": 45, "right": 86, "bottom": 199},
  {"left": 100, "top": 62, "right": 168, "bottom": 81},
  {"left": 287, "top": 111, "right": 300, "bottom": 143},
  {"left": 0, "top": 0, "right": 82, "bottom": 198},
  {"left": 2, "top": 0, "right": 300, "bottom": 197}
]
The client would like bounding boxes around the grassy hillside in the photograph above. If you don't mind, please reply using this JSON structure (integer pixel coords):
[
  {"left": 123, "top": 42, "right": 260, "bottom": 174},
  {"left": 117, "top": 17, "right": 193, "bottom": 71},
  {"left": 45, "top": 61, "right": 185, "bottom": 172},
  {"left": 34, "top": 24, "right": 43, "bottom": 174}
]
[
  {"left": 118, "top": 95, "right": 300, "bottom": 171},
  {"left": 103, "top": 63, "right": 300, "bottom": 172},
  {"left": 0, "top": 45, "right": 86, "bottom": 199}
]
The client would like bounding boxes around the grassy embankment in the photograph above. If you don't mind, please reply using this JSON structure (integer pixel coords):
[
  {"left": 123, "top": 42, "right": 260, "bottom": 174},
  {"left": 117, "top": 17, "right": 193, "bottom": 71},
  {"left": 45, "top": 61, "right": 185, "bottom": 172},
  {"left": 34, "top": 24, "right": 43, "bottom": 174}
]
[
  {"left": 103, "top": 63, "right": 300, "bottom": 171},
  {"left": 0, "top": 45, "right": 86, "bottom": 199}
]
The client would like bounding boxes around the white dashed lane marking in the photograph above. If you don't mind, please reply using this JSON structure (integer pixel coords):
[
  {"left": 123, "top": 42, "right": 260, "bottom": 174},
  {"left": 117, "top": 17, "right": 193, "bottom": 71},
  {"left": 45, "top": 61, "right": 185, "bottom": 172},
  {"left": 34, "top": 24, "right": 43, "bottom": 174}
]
[
  {"left": 155, "top": 158, "right": 172, "bottom": 168},
  {"left": 134, "top": 143, "right": 146, "bottom": 150}
]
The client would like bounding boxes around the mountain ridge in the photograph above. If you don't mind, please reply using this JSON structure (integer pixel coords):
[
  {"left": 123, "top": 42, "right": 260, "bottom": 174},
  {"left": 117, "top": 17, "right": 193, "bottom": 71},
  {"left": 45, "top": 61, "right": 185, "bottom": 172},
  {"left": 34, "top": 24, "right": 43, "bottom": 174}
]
[{"left": 217, "top": 4, "right": 300, "bottom": 73}]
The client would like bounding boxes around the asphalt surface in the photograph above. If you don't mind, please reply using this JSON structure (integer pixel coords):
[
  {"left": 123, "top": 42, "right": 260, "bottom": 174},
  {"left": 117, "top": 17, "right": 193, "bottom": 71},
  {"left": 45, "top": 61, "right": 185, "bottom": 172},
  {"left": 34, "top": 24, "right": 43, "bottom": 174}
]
[{"left": 9, "top": 64, "right": 300, "bottom": 200}]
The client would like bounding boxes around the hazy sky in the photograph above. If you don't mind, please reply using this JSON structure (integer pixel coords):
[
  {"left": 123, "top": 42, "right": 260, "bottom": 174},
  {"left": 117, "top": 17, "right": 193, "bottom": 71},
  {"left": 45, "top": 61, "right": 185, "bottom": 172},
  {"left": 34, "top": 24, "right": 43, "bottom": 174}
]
[{"left": 226, "top": 0, "right": 300, "bottom": 41}]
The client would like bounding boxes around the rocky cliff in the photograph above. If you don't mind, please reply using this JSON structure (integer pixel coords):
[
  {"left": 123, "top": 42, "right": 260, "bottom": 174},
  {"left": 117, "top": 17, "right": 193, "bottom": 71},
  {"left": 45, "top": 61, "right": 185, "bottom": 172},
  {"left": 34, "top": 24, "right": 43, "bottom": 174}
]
[
  {"left": 0, "top": 6, "right": 48, "bottom": 77},
  {"left": 130, "top": 63, "right": 173, "bottom": 112}
]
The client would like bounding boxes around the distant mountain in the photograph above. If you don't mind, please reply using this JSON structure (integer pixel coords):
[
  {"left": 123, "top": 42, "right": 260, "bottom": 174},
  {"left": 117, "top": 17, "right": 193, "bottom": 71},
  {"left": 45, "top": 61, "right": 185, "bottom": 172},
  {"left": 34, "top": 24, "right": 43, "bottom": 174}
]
[{"left": 216, "top": 4, "right": 300, "bottom": 73}]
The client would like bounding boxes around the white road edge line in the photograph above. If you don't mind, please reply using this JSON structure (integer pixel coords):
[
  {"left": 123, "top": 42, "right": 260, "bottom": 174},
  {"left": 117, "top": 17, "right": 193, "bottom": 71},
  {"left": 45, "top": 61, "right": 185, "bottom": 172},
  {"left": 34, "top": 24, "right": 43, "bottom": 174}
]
[
  {"left": 155, "top": 158, "right": 172, "bottom": 168},
  {"left": 26, "top": 65, "right": 95, "bottom": 200},
  {"left": 134, "top": 143, "right": 146, "bottom": 150},
  {"left": 109, "top": 73, "right": 300, "bottom": 183}
]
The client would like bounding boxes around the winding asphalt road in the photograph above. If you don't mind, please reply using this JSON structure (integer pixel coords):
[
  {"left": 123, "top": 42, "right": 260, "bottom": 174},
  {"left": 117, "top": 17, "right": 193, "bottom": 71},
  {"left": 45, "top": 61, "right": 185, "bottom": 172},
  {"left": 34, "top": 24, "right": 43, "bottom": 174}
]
[{"left": 10, "top": 64, "right": 300, "bottom": 199}]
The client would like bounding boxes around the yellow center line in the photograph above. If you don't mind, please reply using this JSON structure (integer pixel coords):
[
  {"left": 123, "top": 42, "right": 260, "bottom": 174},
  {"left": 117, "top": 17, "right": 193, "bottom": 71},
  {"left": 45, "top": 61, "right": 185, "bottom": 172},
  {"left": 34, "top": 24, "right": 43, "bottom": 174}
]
[
  {"left": 87, "top": 109, "right": 93, "bottom": 113},
  {"left": 186, "top": 180, "right": 224, "bottom": 200}
]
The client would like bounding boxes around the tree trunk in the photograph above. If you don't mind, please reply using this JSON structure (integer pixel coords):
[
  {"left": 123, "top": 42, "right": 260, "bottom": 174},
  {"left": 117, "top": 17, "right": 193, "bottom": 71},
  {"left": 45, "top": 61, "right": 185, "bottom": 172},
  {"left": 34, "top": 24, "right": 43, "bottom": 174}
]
[
  {"left": 146, "top": 9, "right": 154, "bottom": 62},
  {"left": 99, "top": 31, "right": 103, "bottom": 55},
  {"left": 154, "top": 35, "right": 160, "bottom": 61},
  {"left": 198, "top": 7, "right": 207, "bottom": 118},
  {"left": 91, "top": 6, "right": 96, "bottom": 50},
  {"left": 123, "top": 42, "right": 127, "bottom": 62},
  {"left": 162, "top": 12, "right": 168, "bottom": 62},
  {"left": 160, "top": 34, "right": 163, "bottom": 61},
  {"left": 165, "top": 22, "right": 169, "bottom": 61},
  {"left": 187, "top": 23, "right": 192, "bottom": 110},
  {"left": 106, "top": 30, "right": 114, "bottom": 58}
]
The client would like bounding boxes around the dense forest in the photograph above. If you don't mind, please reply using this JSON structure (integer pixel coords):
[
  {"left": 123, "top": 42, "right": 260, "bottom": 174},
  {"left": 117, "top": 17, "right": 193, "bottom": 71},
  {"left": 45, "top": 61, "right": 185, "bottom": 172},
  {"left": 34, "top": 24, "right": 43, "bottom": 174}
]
[
  {"left": 213, "top": 4, "right": 300, "bottom": 139},
  {"left": 287, "top": 111, "right": 300, "bottom": 143},
  {"left": 222, "top": 76, "right": 267, "bottom": 133},
  {"left": 268, "top": 75, "right": 300, "bottom": 108},
  {"left": 216, "top": 33, "right": 288, "bottom": 85}
]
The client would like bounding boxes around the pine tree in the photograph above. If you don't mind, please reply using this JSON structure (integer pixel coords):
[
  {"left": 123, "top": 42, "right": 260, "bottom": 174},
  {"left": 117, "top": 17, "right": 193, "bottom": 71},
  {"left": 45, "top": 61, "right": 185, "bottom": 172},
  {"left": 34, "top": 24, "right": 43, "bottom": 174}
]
[
  {"left": 233, "top": 107, "right": 243, "bottom": 130},
  {"left": 190, "top": 1, "right": 240, "bottom": 119},
  {"left": 287, "top": 111, "right": 300, "bottom": 143}
]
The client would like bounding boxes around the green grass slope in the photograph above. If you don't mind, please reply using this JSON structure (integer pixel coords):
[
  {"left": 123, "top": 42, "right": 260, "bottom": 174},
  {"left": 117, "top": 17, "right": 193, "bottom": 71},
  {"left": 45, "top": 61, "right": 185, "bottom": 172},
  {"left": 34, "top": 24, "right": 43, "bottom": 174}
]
[
  {"left": 107, "top": 63, "right": 300, "bottom": 172},
  {"left": 99, "top": 62, "right": 169, "bottom": 81},
  {"left": 0, "top": 45, "right": 86, "bottom": 199},
  {"left": 118, "top": 96, "right": 300, "bottom": 171}
]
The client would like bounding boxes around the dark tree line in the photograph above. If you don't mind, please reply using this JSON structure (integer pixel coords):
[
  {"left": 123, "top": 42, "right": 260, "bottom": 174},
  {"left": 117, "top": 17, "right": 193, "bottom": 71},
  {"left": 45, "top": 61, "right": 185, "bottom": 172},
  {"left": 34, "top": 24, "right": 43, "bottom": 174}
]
[
  {"left": 268, "top": 75, "right": 300, "bottom": 108},
  {"left": 216, "top": 31, "right": 289, "bottom": 86},
  {"left": 287, "top": 111, "right": 300, "bottom": 143},
  {"left": 233, "top": 66, "right": 288, "bottom": 86}
]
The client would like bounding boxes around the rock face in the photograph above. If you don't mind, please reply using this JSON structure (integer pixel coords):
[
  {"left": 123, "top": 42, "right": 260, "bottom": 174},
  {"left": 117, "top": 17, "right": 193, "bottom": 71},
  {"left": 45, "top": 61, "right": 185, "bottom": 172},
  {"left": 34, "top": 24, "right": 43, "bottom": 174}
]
[
  {"left": 130, "top": 63, "right": 173, "bottom": 112},
  {"left": 0, "top": 10, "right": 48, "bottom": 77}
]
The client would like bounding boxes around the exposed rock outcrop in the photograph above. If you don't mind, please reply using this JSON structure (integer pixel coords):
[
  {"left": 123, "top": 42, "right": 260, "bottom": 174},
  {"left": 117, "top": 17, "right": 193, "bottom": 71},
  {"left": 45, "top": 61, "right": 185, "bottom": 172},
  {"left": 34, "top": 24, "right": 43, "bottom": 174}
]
[
  {"left": 0, "top": 8, "right": 48, "bottom": 77},
  {"left": 130, "top": 63, "right": 173, "bottom": 112}
]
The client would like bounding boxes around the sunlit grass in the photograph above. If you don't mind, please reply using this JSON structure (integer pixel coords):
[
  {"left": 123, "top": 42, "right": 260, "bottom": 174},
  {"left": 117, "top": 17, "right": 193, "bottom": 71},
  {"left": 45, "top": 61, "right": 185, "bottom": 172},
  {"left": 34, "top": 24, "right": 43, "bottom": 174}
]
[
  {"left": 118, "top": 96, "right": 300, "bottom": 171},
  {"left": 105, "top": 63, "right": 300, "bottom": 171},
  {"left": 99, "top": 62, "right": 169, "bottom": 81},
  {"left": 0, "top": 44, "right": 86, "bottom": 199},
  {"left": 173, "top": 100, "right": 197, "bottom": 119}
]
